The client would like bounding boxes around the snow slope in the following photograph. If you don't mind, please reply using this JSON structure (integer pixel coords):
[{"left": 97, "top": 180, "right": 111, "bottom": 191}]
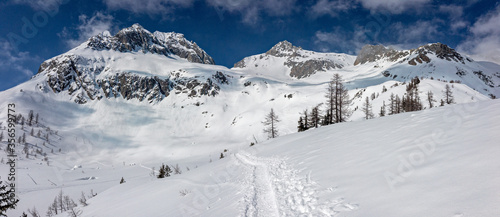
[{"left": 66, "top": 99, "right": 500, "bottom": 217}]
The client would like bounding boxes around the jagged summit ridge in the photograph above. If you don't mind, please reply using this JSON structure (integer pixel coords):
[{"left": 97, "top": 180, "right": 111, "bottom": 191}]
[
  {"left": 234, "top": 40, "right": 354, "bottom": 79},
  {"left": 85, "top": 23, "right": 215, "bottom": 65},
  {"left": 354, "top": 42, "right": 470, "bottom": 66},
  {"left": 265, "top": 40, "right": 302, "bottom": 57}
]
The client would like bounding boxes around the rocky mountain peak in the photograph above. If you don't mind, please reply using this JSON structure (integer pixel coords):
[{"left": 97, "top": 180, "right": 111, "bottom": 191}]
[
  {"left": 266, "top": 40, "right": 302, "bottom": 57},
  {"left": 354, "top": 45, "right": 397, "bottom": 65},
  {"left": 85, "top": 24, "right": 214, "bottom": 65},
  {"left": 354, "top": 43, "right": 471, "bottom": 66},
  {"left": 414, "top": 43, "right": 466, "bottom": 63}
]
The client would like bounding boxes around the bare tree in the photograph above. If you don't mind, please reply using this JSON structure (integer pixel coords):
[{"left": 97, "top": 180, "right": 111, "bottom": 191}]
[
  {"left": 263, "top": 108, "right": 280, "bottom": 139},
  {"left": 309, "top": 105, "right": 321, "bottom": 128},
  {"left": 79, "top": 192, "right": 88, "bottom": 207},
  {"left": 427, "top": 91, "right": 436, "bottom": 108},
  {"left": 27, "top": 110, "right": 34, "bottom": 126},
  {"left": 173, "top": 164, "right": 182, "bottom": 174},
  {"left": 27, "top": 206, "right": 41, "bottom": 217},
  {"left": 325, "top": 73, "right": 351, "bottom": 124},
  {"left": 362, "top": 97, "right": 374, "bottom": 120},
  {"left": 443, "top": 84, "right": 455, "bottom": 104},
  {"left": 380, "top": 101, "right": 386, "bottom": 117}
]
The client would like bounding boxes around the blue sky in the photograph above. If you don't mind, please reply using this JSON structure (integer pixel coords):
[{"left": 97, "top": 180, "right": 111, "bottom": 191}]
[{"left": 1, "top": 0, "right": 499, "bottom": 90}]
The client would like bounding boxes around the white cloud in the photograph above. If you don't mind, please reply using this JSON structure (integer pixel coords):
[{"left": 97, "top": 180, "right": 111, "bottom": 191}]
[
  {"left": 102, "top": 0, "right": 194, "bottom": 15},
  {"left": 313, "top": 28, "right": 366, "bottom": 54},
  {"left": 59, "top": 12, "right": 117, "bottom": 48},
  {"left": 0, "top": 40, "right": 40, "bottom": 79},
  {"left": 457, "top": 5, "right": 500, "bottom": 64},
  {"left": 10, "top": 0, "right": 63, "bottom": 11},
  {"left": 391, "top": 20, "right": 441, "bottom": 45},
  {"left": 309, "top": 0, "right": 354, "bottom": 18},
  {"left": 357, "top": 0, "right": 431, "bottom": 14},
  {"left": 206, "top": 0, "right": 297, "bottom": 25},
  {"left": 439, "top": 4, "right": 464, "bottom": 19}
]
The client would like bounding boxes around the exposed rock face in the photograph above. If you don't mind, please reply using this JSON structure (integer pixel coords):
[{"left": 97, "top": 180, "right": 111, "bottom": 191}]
[
  {"left": 86, "top": 24, "right": 215, "bottom": 65},
  {"left": 354, "top": 43, "right": 468, "bottom": 66},
  {"left": 265, "top": 40, "right": 302, "bottom": 57},
  {"left": 408, "top": 43, "right": 465, "bottom": 65},
  {"left": 286, "top": 59, "right": 343, "bottom": 79},
  {"left": 37, "top": 54, "right": 226, "bottom": 104},
  {"left": 354, "top": 45, "right": 407, "bottom": 65},
  {"left": 153, "top": 31, "right": 215, "bottom": 65},
  {"left": 234, "top": 40, "right": 348, "bottom": 78}
]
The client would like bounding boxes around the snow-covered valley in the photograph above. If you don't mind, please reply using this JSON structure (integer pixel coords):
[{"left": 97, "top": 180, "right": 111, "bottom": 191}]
[{"left": 0, "top": 24, "right": 499, "bottom": 216}]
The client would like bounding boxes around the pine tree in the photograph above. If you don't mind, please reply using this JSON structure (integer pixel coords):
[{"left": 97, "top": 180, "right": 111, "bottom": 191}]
[
  {"left": 0, "top": 181, "right": 19, "bottom": 216},
  {"left": 262, "top": 108, "right": 280, "bottom": 139},
  {"left": 157, "top": 164, "right": 172, "bottom": 178},
  {"left": 35, "top": 114, "right": 39, "bottom": 125},
  {"left": 443, "top": 84, "right": 455, "bottom": 104},
  {"left": 37, "top": 130, "right": 41, "bottom": 138},
  {"left": 0, "top": 132, "right": 3, "bottom": 142},
  {"left": 362, "top": 97, "right": 374, "bottom": 120},
  {"left": 30, "top": 128, "right": 34, "bottom": 136}
]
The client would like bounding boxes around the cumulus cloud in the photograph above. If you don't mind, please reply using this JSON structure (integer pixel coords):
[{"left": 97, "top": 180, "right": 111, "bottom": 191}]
[
  {"left": 457, "top": 5, "right": 500, "bottom": 64},
  {"left": 102, "top": 0, "right": 195, "bottom": 16},
  {"left": 10, "top": 0, "right": 65, "bottom": 11},
  {"left": 439, "top": 4, "right": 464, "bottom": 19},
  {"left": 0, "top": 39, "right": 40, "bottom": 88},
  {"left": 391, "top": 20, "right": 442, "bottom": 46},
  {"left": 357, "top": 0, "right": 431, "bottom": 14},
  {"left": 313, "top": 27, "right": 368, "bottom": 54},
  {"left": 58, "top": 12, "right": 117, "bottom": 48},
  {"left": 309, "top": 0, "right": 354, "bottom": 18},
  {"left": 206, "top": 0, "right": 297, "bottom": 25}
]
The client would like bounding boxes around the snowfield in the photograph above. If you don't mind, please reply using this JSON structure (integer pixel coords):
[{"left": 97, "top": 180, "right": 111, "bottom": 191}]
[
  {"left": 80, "top": 100, "right": 500, "bottom": 216},
  {"left": 3, "top": 99, "right": 497, "bottom": 216}
]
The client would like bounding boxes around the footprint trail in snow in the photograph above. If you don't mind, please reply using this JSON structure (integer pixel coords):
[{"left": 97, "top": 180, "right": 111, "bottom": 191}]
[{"left": 235, "top": 152, "right": 358, "bottom": 217}]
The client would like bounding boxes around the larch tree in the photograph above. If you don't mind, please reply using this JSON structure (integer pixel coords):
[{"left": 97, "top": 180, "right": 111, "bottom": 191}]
[
  {"left": 380, "top": 101, "right": 386, "bottom": 117},
  {"left": 362, "top": 97, "right": 374, "bottom": 120},
  {"left": 325, "top": 73, "right": 351, "bottom": 124},
  {"left": 427, "top": 90, "right": 436, "bottom": 108},
  {"left": 263, "top": 108, "right": 280, "bottom": 139},
  {"left": 443, "top": 84, "right": 455, "bottom": 104}
]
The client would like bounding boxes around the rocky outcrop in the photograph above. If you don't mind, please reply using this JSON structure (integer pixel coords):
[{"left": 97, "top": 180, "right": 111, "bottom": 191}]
[
  {"left": 286, "top": 59, "right": 343, "bottom": 79},
  {"left": 37, "top": 54, "right": 226, "bottom": 104},
  {"left": 408, "top": 43, "right": 465, "bottom": 65},
  {"left": 234, "top": 40, "right": 348, "bottom": 78},
  {"left": 354, "top": 43, "right": 469, "bottom": 66},
  {"left": 354, "top": 45, "right": 408, "bottom": 65},
  {"left": 86, "top": 24, "right": 215, "bottom": 65}
]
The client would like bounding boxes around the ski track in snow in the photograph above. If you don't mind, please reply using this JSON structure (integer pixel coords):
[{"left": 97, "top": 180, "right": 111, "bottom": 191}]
[{"left": 235, "top": 152, "right": 357, "bottom": 217}]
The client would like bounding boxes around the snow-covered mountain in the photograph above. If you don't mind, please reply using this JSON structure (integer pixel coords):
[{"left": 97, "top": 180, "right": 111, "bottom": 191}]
[
  {"left": 233, "top": 40, "right": 356, "bottom": 79},
  {"left": 1, "top": 24, "right": 500, "bottom": 216}
]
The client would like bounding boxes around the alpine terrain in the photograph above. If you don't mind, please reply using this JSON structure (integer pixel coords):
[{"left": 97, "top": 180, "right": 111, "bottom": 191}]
[{"left": 0, "top": 24, "right": 499, "bottom": 216}]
